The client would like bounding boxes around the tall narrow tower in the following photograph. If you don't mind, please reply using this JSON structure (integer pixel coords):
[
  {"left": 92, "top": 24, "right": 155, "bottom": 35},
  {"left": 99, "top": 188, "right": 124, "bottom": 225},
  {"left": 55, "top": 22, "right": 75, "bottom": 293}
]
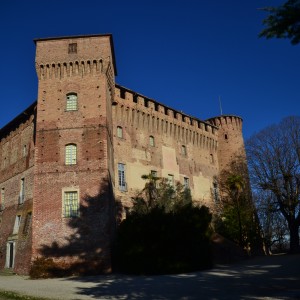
[
  {"left": 207, "top": 115, "right": 247, "bottom": 173},
  {"left": 33, "top": 35, "right": 116, "bottom": 273}
]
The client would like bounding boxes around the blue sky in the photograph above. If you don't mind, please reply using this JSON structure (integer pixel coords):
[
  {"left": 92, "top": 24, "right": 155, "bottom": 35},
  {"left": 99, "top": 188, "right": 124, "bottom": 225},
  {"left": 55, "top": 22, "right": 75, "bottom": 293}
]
[{"left": 0, "top": 0, "right": 299, "bottom": 140}]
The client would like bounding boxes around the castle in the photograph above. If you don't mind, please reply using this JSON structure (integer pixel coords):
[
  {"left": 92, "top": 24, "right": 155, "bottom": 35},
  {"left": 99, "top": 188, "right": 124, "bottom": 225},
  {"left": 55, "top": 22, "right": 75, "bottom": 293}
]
[{"left": 0, "top": 34, "right": 246, "bottom": 275}]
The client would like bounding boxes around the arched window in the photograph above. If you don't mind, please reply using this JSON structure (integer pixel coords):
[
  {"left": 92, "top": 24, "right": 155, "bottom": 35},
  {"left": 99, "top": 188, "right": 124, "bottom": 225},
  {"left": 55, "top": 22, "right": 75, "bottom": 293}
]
[
  {"left": 149, "top": 135, "right": 155, "bottom": 147},
  {"left": 66, "top": 93, "right": 78, "bottom": 111},
  {"left": 65, "top": 144, "right": 77, "bottom": 165},
  {"left": 117, "top": 126, "right": 123, "bottom": 138}
]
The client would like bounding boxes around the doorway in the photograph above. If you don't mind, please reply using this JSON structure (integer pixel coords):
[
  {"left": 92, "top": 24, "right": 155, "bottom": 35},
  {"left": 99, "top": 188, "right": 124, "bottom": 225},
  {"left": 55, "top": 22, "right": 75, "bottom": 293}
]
[{"left": 6, "top": 241, "right": 15, "bottom": 268}]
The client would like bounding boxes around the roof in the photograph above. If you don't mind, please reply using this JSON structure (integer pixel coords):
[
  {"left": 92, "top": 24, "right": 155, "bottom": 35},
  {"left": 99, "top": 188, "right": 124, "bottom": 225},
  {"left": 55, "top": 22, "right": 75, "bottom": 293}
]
[{"left": 0, "top": 101, "right": 36, "bottom": 139}]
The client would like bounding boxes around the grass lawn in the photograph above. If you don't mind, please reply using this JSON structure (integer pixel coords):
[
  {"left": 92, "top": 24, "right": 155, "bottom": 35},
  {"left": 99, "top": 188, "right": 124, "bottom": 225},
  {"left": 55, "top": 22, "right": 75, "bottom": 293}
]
[{"left": 0, "top": 290, "right": 53, "bottom": 300}]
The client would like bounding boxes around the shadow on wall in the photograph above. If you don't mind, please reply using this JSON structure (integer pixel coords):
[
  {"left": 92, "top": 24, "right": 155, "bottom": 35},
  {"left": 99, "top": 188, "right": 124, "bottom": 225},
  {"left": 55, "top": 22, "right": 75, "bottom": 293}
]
[{"left": 31, "top": 177, "right": 124, "bottom": 277}]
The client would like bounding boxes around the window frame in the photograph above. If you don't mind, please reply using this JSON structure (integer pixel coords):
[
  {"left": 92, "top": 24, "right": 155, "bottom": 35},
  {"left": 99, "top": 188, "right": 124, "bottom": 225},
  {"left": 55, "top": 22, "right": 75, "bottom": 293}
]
[
  {"left": 149, "top": 135, "right": 155, "bottom": 147},
  {"left": 117, "top": 126, "right": 123, "bottom": 138},
  {"left": 63, "top": 190, "right": 80, "bottom": 218},
  {"left": 118, "top": 163, "right": 127, "bottom": 191},
  {"left": 184, "top": 177, "right": 190, "bottom": 189},
  {"left": 13, "top": 215, "right": 22, "bottom": 234},
  {"left": 0, "top": 188, "right": 4, "bottom": 210},
  {"left": 68, "top": 43, "right": 77, "bottom": 54},
  {"left": 19, "top": 178, "right": 25, "bottom": 205},
  {"left": 65, "top": 144, "right": 77, "bottom": 165},
  {"left": 66, "top": 93, "right": 78, "bottom": 111},
  {"left": 23, "top": 212, "right": 32, "bottom": 234}
]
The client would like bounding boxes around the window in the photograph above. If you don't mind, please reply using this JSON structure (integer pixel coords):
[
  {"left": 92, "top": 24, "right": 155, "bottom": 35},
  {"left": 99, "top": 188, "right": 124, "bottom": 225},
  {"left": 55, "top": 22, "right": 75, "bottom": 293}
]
[
  {"left": 68, "top": 43, "right": 77, "bottom": 54},
  {"left": 66, "top": 93, "right": 78, "bottom": 111},
  {"left": 63, "top": 191, "right": 79, "bottom": 217},
  {"left": 224, "top": 134, "right": 228, "bottom": 140},
  {"left": 181, "top": 145, "right": 187, "bottom": 156},
  {"left": 23, "top": 212, "right": 32, "bottom": 234},
  {"left": 149, "top": 136, "right": 155, "bottom": 147},
  {"left": 65, "top": 144, "right": 77, "bottom": 165},
  {"left": 210, "top": 154, "right": 214, "bottom": 164},
  {"left": 213, "top": 180, "right": 220, "bottom": 203},
  {"left": 117, "top": 126, "right": 123, "bottom": 138},
  {"left": 13, "top": 215, "right": 21, "bottom": 234},
  {"left": 118, "top": 163, "right": 127, "bottom": 191},
  {"left": 168, "top": 174, "right": 174, "bottom": 187},
  {"left": 23, "top": 145, "right": 27, "bottom": 157},
  {"left": 19, "top": 178, "right": 25, "bottom": 204},
  {"left": 0, "top": 188, "right": 4, "bottom": 211},
  {"left": 184, "top": 177, "right": 190, "bottom": 189},
  {"left": 151, "top": 170, "right": 157, "bottom": 178}
]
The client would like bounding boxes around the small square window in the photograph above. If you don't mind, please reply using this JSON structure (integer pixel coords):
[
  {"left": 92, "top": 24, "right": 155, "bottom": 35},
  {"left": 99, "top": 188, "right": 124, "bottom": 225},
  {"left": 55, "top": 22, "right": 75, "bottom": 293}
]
[{"left": 68, "top": 43, "right": 77, "bottom": 54}]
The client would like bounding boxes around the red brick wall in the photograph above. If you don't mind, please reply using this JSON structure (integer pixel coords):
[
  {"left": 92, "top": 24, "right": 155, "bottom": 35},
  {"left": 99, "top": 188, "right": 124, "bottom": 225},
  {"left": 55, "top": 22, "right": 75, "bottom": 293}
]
[
  {"left": 32, "top": 36, "right": 116, "bottom": 274},
  {"left": 0, "top": 111, "right": 35, "bottom": 274}
]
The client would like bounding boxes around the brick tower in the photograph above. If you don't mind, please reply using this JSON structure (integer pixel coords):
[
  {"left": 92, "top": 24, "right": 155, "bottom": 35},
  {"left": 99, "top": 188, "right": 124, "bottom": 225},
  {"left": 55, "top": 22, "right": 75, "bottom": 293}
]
[
  {"left": 207, "top": 115, "right": 246, "bottom": 172},
  {"left": 32, "top": 35, "right": 116, "bottom": 273}
]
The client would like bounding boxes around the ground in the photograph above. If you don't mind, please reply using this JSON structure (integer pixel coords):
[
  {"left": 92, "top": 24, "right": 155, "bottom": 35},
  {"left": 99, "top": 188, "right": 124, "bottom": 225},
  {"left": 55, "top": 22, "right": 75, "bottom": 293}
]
[{"left": 0, "top": 253, "right": 299, "bottom": 299}]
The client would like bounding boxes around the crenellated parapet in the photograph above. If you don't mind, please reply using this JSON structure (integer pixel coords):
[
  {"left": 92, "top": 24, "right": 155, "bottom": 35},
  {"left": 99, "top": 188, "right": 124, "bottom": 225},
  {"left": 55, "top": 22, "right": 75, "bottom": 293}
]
[
  {"left": 206, "top": 115, "right": 243, "bottom": 133},
  {"left": 114, "top": 85, "right": 218, "bottom": 150},
  {"left": 35, "top": 59, "right": 105, "bottom": 80},
  {"left": 207, "top": 115, "right": 246, "bottom": 171}
]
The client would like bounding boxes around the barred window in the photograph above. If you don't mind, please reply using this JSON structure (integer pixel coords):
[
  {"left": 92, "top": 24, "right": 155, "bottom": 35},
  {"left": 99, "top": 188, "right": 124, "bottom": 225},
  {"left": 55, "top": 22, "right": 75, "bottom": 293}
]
[
  {"left": 118, "top": 163, "right": 127, "bottom": 191},
  {"left": 149, "top": 136, "right": 155, "bottom": 147},
  {"left": 63, "top": 191, "right": 79, "bottom": 217},
  {"left": 66, "top": 93, "right": 78, "bottom": 111},
  {"left": 65, "top": 144, "right": 77, "bottom": 165}
]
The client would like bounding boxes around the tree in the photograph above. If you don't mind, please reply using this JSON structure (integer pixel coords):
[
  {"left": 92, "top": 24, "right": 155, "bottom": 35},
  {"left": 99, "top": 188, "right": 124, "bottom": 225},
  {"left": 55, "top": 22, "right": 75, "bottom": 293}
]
[
  {"left": 216, "top": 167, "right": 263, "bottom": 254},
  {"left": 114, "top": 174, "right": 212, "bottom": 274},
  {"left": 131, "top": 174, "right": 192, "bottom": 214},
  {"left": 254, "top": 189, "right": 289, "bottom": 254},
  {"left": 259, "top": 0, "right": 300, "bottom": 45},
  {"left": 246, "top": 116, "right": 300, "bottom": 253}
]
